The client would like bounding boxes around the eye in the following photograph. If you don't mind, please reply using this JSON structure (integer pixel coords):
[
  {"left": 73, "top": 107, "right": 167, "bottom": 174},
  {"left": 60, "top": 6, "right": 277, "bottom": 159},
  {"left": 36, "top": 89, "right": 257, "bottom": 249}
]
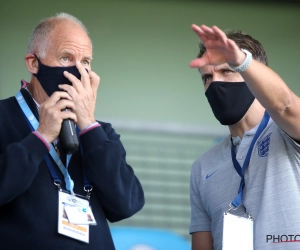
[
  {"left": 223, "top": 69, "right": 233, "bottom": 75},
  {"left": 82, "top": 59, "right": 90, "bottom": 65},
  {"left": 62, "top": 57, "right": 69, "bottom": 62},
  {"left": 203, "top": 75, "right": 212, "bottom": 85}
]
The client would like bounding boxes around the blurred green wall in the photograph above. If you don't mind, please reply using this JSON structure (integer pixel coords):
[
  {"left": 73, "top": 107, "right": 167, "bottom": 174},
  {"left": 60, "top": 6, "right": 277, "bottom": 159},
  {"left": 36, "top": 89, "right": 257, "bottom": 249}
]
[{"left": 1, "top": 0, "right": 299, "bottom": 128}]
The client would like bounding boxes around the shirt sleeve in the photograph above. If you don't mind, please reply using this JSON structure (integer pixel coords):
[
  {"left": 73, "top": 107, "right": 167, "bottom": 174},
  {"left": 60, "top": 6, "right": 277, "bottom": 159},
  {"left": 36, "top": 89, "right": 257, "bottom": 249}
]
[
  {"left": 78, "top": 122, "right": 145, "bottom": 222},
  {"left": 190, "top": 162, "right": 211, "bottom": 234}
]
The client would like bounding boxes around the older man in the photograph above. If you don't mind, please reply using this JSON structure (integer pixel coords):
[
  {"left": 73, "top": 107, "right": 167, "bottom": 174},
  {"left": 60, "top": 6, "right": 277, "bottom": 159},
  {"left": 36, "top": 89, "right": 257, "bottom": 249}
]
[
  {"left": 0, "top": 13, "right": 144, "bottom": 249},
  {"left": 189, "top": 25, "right": 300, "bottom": 250}
]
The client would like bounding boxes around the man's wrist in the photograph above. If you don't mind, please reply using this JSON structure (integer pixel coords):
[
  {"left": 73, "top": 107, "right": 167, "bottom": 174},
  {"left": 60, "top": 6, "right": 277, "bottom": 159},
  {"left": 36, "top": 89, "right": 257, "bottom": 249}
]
[
  {"left": 230, "top": 49, "right": 252, "bottom": 73},
  {"left": 79, "top": 122, "right": 101, "bottom": 136}
]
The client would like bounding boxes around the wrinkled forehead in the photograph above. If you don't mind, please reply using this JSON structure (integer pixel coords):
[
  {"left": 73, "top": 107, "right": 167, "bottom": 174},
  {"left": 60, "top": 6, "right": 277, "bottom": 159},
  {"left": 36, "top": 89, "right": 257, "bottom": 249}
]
[
  {"left": 198, "top": 63, "right": 232, "bottom": 75},
  {"left": 51, "top": 21, "right": 92, "bottom": 47}
]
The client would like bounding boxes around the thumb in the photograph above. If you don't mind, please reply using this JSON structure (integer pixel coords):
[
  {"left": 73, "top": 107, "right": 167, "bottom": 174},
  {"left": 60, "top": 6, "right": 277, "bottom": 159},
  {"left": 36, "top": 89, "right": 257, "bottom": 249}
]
[{"left": 189, "top": 58, "right": 207, "bottom": 68}]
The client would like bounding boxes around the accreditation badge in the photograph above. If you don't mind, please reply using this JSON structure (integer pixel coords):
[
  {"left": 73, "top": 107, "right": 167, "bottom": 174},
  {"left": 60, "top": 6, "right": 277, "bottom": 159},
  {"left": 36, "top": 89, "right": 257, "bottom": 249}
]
[
  {"left": 64, "top": 205, "right": 97, "bottom": 226},
  {"left": 58, "top": 190, "right": 90, "bottom": 243},
  {"left": 222, "top": 212, "right": 254, "bottom": 250}
]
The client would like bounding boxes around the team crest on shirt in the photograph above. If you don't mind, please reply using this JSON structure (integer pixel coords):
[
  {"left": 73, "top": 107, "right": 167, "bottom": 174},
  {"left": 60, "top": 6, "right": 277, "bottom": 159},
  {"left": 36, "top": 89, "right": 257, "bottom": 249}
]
[{"left": 258, "top": 133, "right": 272, "bottom": 157}]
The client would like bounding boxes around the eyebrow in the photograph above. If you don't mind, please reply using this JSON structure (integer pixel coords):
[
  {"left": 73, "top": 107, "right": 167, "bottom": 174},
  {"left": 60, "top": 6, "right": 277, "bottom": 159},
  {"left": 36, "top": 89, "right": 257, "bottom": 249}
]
[
  {"left": 61, "top": 51, "right": 93, "bottom": 61},
  {"left": 200, "top": 65, "right": 234, "bottom": 76},
  {"left": 83, "top": 56, "right": 93, "bottom": 61}
]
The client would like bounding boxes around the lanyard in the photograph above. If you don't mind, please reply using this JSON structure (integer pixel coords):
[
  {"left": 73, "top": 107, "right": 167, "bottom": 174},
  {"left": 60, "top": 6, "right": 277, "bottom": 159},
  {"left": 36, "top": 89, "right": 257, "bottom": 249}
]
[
  {"left": 15, "top": 91, "right": 75, "bottom": 193},
  {"left": 230, "top": 111, "right": 270, "bottom": 208}
]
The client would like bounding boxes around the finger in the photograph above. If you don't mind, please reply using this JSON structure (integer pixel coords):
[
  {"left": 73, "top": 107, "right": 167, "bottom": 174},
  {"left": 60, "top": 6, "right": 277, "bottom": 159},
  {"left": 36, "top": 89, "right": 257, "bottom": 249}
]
[
  {"left": 58, "top": 84, "right": 77, "bottom": 99},
  {"left": 63, "top": 70, "right": 82, "bottom": 89},
  {"left": 189, "top": 58, "right": 208, "bottom": 68},
  {"left": 56, "top": 99, "right": 76, "bottom": 112},
  {"left": 191, "top": 24, "right": 209, "bottom": 34},
  {"left": 43, "top": 91, "right": 73, "bottom": 109},
  {"left": 200, "top": 25, "right": 218, "bottom": 41},
  {"left": 89, "top": 71, "right": 100, "bottom": 93},
  {"left": 191, "top": 25, "right": 213, "bottom": 49},
  {"left": 212, "top": 25, "right": 228, "bottom": 44},
  {"left": 60, "top": 109, "right": 78, "bottom": 123},
  {"left": 191, "top": 24, "right": 209, "bottom": 41},
  {"left": 227, "top": 39, "right": 240, "bottom": 51},
  {"left": 191, "top": 24, "right": 201, "bottom": 33},
  {"left": 76, "top": 61, "right": 90, "bottom": 89}
]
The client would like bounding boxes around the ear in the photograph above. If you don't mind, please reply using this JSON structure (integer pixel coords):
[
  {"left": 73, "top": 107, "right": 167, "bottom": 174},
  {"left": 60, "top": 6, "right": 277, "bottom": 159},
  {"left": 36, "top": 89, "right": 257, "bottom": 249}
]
[{"left": 25, "top": 54, "right": 39, "bottom": 74}]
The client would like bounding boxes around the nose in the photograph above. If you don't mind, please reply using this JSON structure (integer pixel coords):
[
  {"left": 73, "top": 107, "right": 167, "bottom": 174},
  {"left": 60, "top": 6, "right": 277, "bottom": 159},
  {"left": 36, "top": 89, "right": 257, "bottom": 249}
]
[
  {"left": 211, "top": 73, "right": 225, "bottom": 82},
  {"left": 204, "top": 73, "right": 225, "bottom": 91}
]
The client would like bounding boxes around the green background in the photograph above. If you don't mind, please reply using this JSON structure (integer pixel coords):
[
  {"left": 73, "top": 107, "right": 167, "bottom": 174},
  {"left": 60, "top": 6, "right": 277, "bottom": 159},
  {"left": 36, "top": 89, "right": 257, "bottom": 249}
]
[
  {"left": 1, "top": 0, "right": 299, "bottom": 243},
  {"left": 1, "top": 0, "right": 299, "bottom": 129}
]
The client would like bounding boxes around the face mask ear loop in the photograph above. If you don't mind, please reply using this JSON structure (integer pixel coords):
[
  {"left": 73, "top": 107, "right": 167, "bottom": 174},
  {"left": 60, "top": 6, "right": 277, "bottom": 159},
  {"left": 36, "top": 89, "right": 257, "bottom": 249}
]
[
  {"left": 33, "top": 54, "right": 40, "bottom": 61},
  {"left": 33, "top": 54, "right": 41, "bottom": 76}
]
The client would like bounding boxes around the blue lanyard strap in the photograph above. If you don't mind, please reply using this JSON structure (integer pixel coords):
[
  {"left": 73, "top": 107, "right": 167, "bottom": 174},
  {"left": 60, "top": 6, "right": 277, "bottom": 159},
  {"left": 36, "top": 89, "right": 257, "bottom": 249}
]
[
  {"left": 22, "top": 112, "right": 61, "bottom": 184},
  {"left": 15, "top": 91, "right": 74, "bottom": 194},
  {"left": 230, "top": 111, "right": 270, "bottom": 208}
]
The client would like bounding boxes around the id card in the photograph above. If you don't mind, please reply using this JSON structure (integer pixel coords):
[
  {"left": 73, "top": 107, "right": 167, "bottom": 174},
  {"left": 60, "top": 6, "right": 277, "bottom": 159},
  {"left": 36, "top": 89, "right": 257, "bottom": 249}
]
[
  {"left": 64, "top": 205, "right": 97, "bottom": 225},
  {"left": 222, "top": 213, "right": 253, "bottom": 250},
  {"left": 58, "top": 191, "right": 90, "bottom": 243}
]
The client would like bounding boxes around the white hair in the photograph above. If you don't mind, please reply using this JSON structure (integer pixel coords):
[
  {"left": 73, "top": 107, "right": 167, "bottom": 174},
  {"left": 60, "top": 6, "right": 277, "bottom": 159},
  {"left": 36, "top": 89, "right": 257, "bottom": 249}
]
[{"left": 27, "top": 12, "right": 91, "bottom": 58}]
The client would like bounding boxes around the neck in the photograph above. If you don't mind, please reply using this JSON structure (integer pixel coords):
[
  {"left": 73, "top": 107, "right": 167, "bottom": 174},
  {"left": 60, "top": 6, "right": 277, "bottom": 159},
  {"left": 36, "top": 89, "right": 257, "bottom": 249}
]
[
  {"left": 28, "top": 78, "right": 49, "bottom": 104},
  {"left": 228, "top": 100, "right": 265, "bottom": 138}
]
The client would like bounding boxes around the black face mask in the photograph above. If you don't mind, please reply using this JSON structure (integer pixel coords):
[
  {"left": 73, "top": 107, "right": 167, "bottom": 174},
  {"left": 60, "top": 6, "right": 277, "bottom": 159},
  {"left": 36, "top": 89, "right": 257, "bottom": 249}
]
[
  {"left": 205, "top": 81, "right": 255, "bottom": 125},
  {"left": 33, "top": 55, "right": 81, "bottom": 96}
]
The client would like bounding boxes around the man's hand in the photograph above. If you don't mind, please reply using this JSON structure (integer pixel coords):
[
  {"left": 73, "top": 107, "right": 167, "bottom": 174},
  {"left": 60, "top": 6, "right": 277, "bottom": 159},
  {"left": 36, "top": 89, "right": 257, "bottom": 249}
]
[
  {"left": 60, "top": 61, "right": 100, "bottom": 130},
  {"left": 37, "top": 91, "right": 77, "bottom": 143},
  {"left": 189, "top": 24, "right": 246, "bottom": 68}
]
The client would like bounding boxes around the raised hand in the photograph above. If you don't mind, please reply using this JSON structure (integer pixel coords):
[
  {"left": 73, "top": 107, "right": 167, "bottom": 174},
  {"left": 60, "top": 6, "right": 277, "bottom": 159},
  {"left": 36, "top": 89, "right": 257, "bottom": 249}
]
[
  {"left": 189, "top": 24, "right": 246, "bottom": 68},
  {"left": 59, "top": 61, "right": 100, "bottom": 130}
]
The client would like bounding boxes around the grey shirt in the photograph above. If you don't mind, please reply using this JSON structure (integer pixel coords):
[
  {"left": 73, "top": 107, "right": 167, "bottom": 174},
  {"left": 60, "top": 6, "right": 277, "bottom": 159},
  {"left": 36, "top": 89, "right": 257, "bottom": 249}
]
[{"left": 190, "top": 117, "right": 300, "bottom": 249}]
